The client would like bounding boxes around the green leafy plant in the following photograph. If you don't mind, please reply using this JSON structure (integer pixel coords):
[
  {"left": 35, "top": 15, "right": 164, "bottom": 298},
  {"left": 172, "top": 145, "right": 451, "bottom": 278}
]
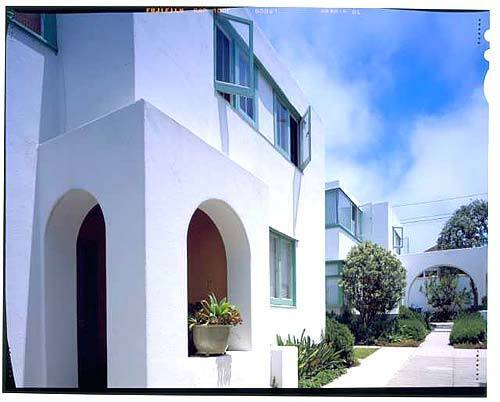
[
  {"left": 340, "top": 242, "right": 406, "bottom": 339},
  {"left": 323, "top": 317, "right": 355, "bottom": 366},
  {"left": 188, "top": 293, "right": 242, "bottom": 329},
  {"left": 423, "top": 272, "right": 471, "bottom": 321},
  {"left": 276, "top": 329, "right": 345, "bottom": 380},
  {"left": 298, "top": 368, "right": 347, "bottom": 388},
  {"left": 449, "top": 313, "right": 487, "bottom": 347}
]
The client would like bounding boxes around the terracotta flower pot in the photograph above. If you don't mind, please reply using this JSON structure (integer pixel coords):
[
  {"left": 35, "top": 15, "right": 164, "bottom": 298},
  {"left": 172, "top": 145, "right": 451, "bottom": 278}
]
[{"left": 192, "top": 325, "right": 231, "bottom": 355}]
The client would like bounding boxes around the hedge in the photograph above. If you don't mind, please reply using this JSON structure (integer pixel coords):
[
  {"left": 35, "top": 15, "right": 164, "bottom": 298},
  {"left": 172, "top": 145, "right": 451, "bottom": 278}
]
[{"left": 449, "top": 313, "right": 487, "bottom": 346}]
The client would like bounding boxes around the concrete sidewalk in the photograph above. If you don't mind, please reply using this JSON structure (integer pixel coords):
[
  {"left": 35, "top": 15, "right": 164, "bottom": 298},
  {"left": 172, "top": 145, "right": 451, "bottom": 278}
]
[
  {"left": 324, "top": 330, "right": 487, "bottom": 388},
  {"left": 323, "top": 346, "right": 417, "bottom": 388}
]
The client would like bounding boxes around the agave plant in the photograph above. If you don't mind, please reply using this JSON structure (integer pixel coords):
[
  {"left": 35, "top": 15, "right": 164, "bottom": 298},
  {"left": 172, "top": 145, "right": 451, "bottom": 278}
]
[
  {"left": 277, "top": 329, "right": 345, "bottom": 380},
  {"left": 188, "top": 293, "right": 242, "bottom": 330}
]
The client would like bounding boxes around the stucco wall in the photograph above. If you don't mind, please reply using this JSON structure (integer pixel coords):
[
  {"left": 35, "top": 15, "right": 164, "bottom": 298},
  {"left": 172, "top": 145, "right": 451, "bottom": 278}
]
[
  {"left": 326, "top": 227, "right": 359, "bottom": 261},
  {"left": 400, "top": 246, "right": 488, "bottom": 309}
]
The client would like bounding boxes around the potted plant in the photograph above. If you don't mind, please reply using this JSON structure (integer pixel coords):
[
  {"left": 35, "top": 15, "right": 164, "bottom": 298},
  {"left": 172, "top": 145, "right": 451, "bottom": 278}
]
[{"left": 188, "top": 293, "right": 242, "bottom": 356}]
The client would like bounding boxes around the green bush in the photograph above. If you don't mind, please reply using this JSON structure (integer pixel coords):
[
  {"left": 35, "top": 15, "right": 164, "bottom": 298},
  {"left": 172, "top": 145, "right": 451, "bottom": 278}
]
[
  {"left": 394, "top": 318, "right": 428, "bottom": 341},
  {"left": 299, "top": 368, "right": 347, "bottom": 388},
  {"left": 450, "top": 313, "right": 487, "bottom": 345},
  {"left": 399, "top": 306, "right": 432, "bottom": 331},
  {"left": 276, "top": 330, "right": 344, "bottom": 380},
  {"left": 323, "top": 317, "right": 355, "bottom": 365}
]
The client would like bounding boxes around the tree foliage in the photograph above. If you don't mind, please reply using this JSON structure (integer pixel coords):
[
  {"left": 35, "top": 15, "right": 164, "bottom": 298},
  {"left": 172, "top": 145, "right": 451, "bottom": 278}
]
[
  {"left": 437, "top": 200, "right": 488, "bottom": 250},
  {"left": 340, "top": 242, "right": 406, "bottom": 329},
  {"left": 423, "top": 272, "right": 471, "bottom": 321}
]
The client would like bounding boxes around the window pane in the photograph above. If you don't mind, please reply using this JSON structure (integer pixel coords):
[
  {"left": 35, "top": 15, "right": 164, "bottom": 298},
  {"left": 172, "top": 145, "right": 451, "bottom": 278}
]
[
  {"left": 237, "top": 48, "right": 250, "bottom": 87},
  {"left": 279, "top": 239, "right": 292, "bottom": 299},
  {"left": 326, "top": 261, "right": 341, "bottom": 276},
  {"left": 216, "top": 26, "right": 231, "bottom": 83},
  {"left": 270, "top": 235, "right": 277, "bottom": 298},
  {"left": 276, "top": 99, "right": 289, "bottom": 154},
  {"left": 326, "top": 276, "right": 341, "bottom": 308},
  {"left": 325, "top": 190, "right": 338, "bottom": 226},
  {"left": 338, "top": 191, "right": 352, "bottom": 231},
  {"left": 239, "top": 96, "right": 254, "bottom": 119},
  {"left": 300, "top": 107, "right": 311, "bottom": 168}
]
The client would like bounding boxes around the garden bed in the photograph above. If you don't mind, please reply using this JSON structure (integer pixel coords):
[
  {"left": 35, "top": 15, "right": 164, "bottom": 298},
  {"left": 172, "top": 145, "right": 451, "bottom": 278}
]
[
  {"left": 452, "top": 342, "right": 487, "bottom": 349},
  {"left": 375, "top": 339, "right": 423, "bottom": 347}
]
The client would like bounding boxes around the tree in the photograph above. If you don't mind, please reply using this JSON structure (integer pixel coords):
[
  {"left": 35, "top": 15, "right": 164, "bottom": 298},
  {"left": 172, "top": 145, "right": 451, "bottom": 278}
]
[
  {"left": 437, "top": 200, "right": 488, "bottom": 250},
  {"left": 340, "top": 242, "right": 406, "bottom": 330},
  {"left": 423, "top": 271, "right": 471, "bottom": 321}
]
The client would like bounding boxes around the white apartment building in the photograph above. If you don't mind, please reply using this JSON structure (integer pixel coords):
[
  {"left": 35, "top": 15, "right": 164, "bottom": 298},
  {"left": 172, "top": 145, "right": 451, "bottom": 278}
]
[
  {"left": 324, "top": 181, "right": 487, "bottom": 315},
  {"left": 5, "top": 9, "right": 326, "bottom": 388}
]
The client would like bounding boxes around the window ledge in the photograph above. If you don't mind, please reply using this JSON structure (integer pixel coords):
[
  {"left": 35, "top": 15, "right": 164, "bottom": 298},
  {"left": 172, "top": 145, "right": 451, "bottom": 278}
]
[
  {"left": 9, "top": 18, "right": 58, "bottom": 53},
  {"left": 326, "top": 224, "right": 362, "bottom": 243}
]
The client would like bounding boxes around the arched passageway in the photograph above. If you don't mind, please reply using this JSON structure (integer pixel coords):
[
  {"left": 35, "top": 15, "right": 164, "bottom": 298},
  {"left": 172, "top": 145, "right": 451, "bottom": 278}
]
[{"left": 408, "top": 265, "right": 478, "bottom": 311}]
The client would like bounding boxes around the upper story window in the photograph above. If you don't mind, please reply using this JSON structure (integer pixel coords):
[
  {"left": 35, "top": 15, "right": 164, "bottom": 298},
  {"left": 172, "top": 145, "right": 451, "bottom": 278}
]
[
  {"left": 269, "top": 229, "right": 296, "bottom": 307},
  {"left": 7, "top": 9, "right": 57, "bottom": 51},
  {"left": 393, "top": 226, "right": 403, "bottom": 255},
  {"left": 273, "top": 92, "right": 311, "bottom": 170},
  {"left": 325, "top": 188, "right": 363, "bottom": 240},
  {"left": 213, "top": 11, "right": 312, "bottom": 170},
  {"left": 214, "top": 12, "right": 255, "bottom": 122}
]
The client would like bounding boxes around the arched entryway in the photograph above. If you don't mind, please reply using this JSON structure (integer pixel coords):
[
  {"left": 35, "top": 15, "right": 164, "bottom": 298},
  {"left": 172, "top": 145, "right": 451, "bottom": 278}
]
[
  {"left": 408, "top": 265, "right": 478, "bottom": 311},
  {"left": 186, "top": 199, "right": 252, "bottom": 353},
  {"left": 187, "top": 209, "right": 228, "bottom": 304},
  {"left": 44, "top": 190, "right": 108, "bottom": 388},
  {"left": 76, "top": 205, "right": 107, "bottom": 390}
]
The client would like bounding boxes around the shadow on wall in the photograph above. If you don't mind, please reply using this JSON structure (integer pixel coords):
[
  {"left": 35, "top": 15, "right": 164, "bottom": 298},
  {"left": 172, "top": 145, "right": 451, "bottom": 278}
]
[
  {"left": 292, "top": 168, "right": 302, "bottom": 236},
  {"left": 216, "top": 354, "right": 232, "bottom": 387},
  {"left": 217, "top": 96, "right": 230, "bottom": 154}
]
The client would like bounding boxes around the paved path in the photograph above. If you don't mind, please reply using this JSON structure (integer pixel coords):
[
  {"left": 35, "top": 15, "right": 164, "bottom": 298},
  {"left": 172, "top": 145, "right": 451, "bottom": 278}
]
[{"left": 324, "top": 330, "right": 486, "bottom": 388}]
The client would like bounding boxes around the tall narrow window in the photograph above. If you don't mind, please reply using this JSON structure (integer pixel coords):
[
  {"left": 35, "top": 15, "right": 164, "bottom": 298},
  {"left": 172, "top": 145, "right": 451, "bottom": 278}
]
[
  {"left": 393, "top": 227, "right": 403, "bottom": 255},
  {"left": 325, "top": 261, "right": 344, "bottom": 311},
  {"left": 275, "top": 97, "right": 290, "bottom": 156},
  {"left": 270, "top": 230, "right": 296, "bottom": 306},
  {"left": 214, "top": 12, "right": 254, "bottom": 98}
]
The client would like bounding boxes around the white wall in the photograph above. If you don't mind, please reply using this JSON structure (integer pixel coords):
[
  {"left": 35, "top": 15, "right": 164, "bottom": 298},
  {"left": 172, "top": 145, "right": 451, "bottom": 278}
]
[
  {"left": 5, "top": 23, "right": 62, "bottom": 385},
  {"left": 400, "top": 246, "right": 488, "bottom": 309},
  {"left": 326, "top": 227, "right": 359, "bottom": 261},
  {"left": 7, "top": 8, "right": 326, "bottom": 386}
]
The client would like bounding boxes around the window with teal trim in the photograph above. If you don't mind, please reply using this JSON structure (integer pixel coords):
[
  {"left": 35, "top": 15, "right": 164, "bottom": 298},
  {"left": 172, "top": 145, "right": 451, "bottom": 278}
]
[
  {"left": 325, "top": 188, "right": 363, "bottom": 239},
  {"left": 273, "top": 91, "right": 312, "bottom": 170},
  {"left": 326, "top": 261, "right": 344, "bottom": 310},
  {"left": 270, "top": 230, "right": 296, "bottom": 306},
  {"left": 393, "top": 226, "right": 403, "bottom": 255},
  {"left": 214, "top": 12, "right": 256, "bottom": 122},
  {"left": 8, "top": 10, "right": 57, "bottom": 50}
]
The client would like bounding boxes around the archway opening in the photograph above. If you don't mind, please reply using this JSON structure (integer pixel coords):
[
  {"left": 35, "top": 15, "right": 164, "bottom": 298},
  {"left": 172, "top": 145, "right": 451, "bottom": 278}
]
[
  {"left": 44, "top": 190, "right": 108, "bottom": 388},
  {"left": 186, "top": 200, "right": 252, "bottom": 354},
  {"left": 187, "top": 209, "right": 228, "bottom": 304},
  {"left": 187, "top": 209, "right": 228, "bottom": 355},
  {"left": 76, "top": 205, "right": 107, "bottom": 390},
  {"left": 408, "top": 265, "right": 478, "bottom": 311}
]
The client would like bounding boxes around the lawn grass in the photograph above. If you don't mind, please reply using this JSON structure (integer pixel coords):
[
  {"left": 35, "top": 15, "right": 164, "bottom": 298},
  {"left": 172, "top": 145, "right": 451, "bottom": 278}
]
[
  {"left": 375, "top": 339, "right": 423, "bottom": 347},
  {"left": 353, "top": 346, "right": 379, "bottom": 360}
]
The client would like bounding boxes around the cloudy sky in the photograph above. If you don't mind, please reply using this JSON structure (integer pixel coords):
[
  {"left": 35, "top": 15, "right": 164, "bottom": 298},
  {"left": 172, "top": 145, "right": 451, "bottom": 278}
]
[{"left": 253, "top": 8, "right": 489, "bottom": 252}]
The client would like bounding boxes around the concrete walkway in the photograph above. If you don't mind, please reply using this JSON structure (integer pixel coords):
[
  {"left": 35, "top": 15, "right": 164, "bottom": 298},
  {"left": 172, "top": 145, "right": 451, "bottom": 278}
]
[{"left": 324, "top": 330, "right": 487, "bottom": 388}]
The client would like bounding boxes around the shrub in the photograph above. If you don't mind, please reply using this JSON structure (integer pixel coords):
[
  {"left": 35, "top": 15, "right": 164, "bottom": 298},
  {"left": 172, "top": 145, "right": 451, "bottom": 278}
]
[
  {"left": 299, "top": 368, "right": 347, "bottom": 388},
  {"left": 450, "top": 313, "right": 487, "bottom": 346},
  {"left": 424, "top": 272, "right": 471, "bottom": 321},
  {"left": 323, "top": 317, "right": 355, "bottom": 365},
  {"left": 276, "top": 330, "right": 344, "bottom": 380},
  {"left": 341, "top": 242, "right": 406, "bottom": 330},
  {"left": 393, "top": 318, "right": 427, "bottom": 341},
  {"left": 400, "top": 306, "right": 432, "bottom": 331}
]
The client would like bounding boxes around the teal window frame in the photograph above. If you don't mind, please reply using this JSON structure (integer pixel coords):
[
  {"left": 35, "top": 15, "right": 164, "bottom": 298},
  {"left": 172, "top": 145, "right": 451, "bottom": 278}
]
[
  {"left": 325, "top": 188, "right": 363, "bottom": 241},
  {"left": 269, "top": 228, "right": 297, "bottom": 307},
  {"left": 7, "top": 9, "right": 57, "bottom": 51},
  {"left": 213, "top": 12, "right": 254, "bottom": 98},
  {"left": 393, "top": 226, "right": 403, "bottom": 255},
  {"left": 325, "top": 260, "right": 344, "bottom": 309}
]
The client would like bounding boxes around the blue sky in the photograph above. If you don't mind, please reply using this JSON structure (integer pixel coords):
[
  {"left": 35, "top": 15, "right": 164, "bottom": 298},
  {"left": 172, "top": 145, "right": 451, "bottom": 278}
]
[{"left": 252, "top": 8, "right": 489, "bottom": 252}]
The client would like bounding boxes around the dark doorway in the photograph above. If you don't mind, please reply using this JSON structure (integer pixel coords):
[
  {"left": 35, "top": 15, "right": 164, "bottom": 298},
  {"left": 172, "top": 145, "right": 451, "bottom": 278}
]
[{"left": 76, "top": 205, "right": 107, "bottom": 391}]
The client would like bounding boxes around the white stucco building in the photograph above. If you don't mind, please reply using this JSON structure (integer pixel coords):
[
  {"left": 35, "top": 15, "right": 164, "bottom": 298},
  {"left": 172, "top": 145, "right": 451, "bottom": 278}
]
[
  {"left": 324, "top": 181, "right": 487, "bottom": 314},
  {"left": 5, "top": 9, "right": 325, "bottom": 389},
  {"left": 325, "top": 181, "right": 404, "bottom": 311}
]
